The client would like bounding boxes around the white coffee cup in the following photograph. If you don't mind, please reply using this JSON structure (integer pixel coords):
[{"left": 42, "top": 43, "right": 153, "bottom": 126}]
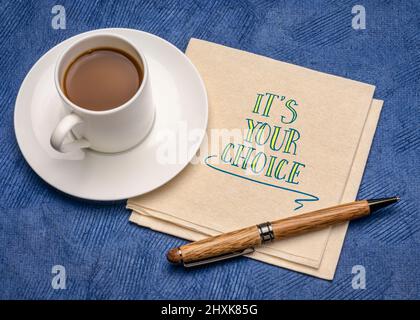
[{"left": 51, "top": 33, "right": 155, "bottom": 154}]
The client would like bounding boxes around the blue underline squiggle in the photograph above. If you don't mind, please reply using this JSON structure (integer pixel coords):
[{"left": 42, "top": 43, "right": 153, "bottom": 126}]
[{"left": 204, "top": 155, "right": 319, "bottom": 210}]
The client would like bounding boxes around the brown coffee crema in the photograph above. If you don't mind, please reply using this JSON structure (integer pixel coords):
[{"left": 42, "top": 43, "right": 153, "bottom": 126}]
[{"left": 63, "top": 48, "right": 143, "bottom": 111}]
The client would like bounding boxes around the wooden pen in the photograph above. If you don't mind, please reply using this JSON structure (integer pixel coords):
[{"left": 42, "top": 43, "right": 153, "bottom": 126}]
[{"left": 166, "top": 197, "right": 399, "bottom": 267}]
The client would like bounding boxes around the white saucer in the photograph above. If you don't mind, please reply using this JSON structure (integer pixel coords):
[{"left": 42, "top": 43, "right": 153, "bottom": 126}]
[{"left": 14, "top": 28, "right": 208, "bottom": 201}]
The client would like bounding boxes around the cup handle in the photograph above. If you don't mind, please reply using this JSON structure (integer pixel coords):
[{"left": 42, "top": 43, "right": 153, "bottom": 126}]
[{"left": 50, "top": 113, "right": 90, "bottom": 153}]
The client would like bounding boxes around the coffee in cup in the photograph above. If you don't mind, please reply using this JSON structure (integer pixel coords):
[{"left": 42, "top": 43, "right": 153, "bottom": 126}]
[{"left": 63, "top": 48, "right": 143, "bottom": 111}]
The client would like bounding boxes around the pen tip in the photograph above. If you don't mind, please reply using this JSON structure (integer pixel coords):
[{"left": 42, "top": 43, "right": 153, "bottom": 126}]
[{"left": 368, "top": 196, "right": 400, "bottom": 213}]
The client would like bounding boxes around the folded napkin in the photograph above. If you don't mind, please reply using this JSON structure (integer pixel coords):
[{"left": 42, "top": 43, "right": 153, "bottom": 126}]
[{"left": 128, "top": 39, "right": 382, "bottom": 279}]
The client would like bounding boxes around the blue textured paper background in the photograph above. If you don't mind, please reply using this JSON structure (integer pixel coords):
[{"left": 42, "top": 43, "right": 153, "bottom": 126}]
[{"left": 0, "top": 0, "right": 419, "bottom": 299}]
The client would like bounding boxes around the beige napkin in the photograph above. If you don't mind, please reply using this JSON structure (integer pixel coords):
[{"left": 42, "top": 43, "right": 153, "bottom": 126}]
[
  {"left": 129, "top": 99, "right": 382, "bottom": 279},
  {"left": 128, "top": 39, "right": 380, "bottom": 279}
]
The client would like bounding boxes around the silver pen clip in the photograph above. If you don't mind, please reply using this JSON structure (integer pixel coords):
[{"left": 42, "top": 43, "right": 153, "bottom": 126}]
[{"left": 183, "top": 247, "right": 255, "bottom": 267}]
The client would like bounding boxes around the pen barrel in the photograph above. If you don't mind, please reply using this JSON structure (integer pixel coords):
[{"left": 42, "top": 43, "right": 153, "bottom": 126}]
[
  {"left": 167, "top": 200, "right": 371, "bottom": 265},
  {"left": 271, "top": 200, "right": 370, "bottom": 239},
  {"left": 177, "top": 225, "right": 261, "bottom": 264}
]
